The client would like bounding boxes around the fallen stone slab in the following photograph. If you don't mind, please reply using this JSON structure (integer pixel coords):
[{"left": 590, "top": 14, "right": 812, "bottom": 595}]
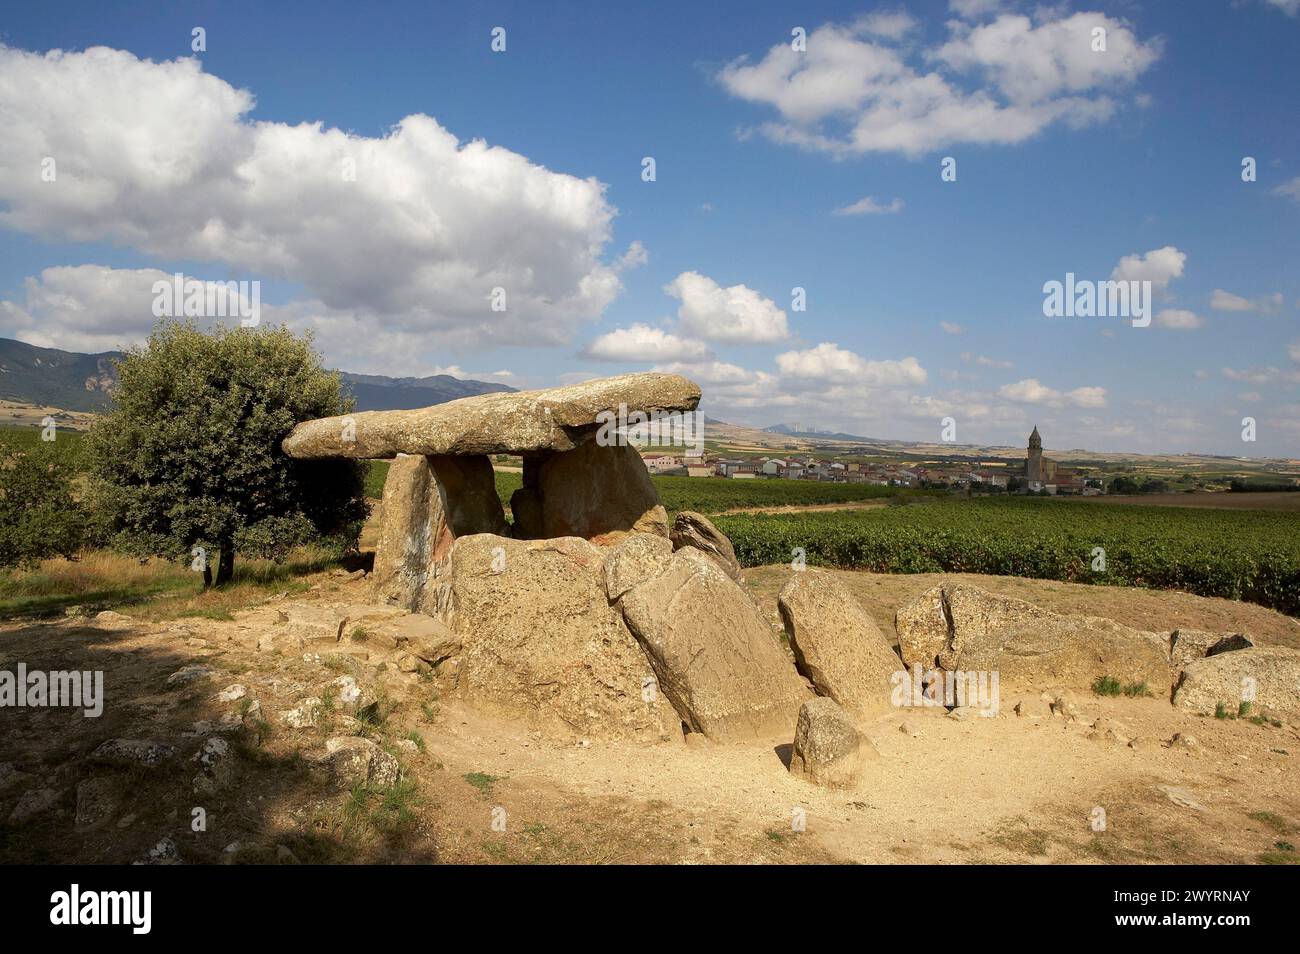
[
  {"left": 895, "top": 582, "right": 1170, "bottom": 692},
  {"left": 788, "top": 697, "right": 876, "bottom": 788},
  {"left": 1173, "top": 646, "right": 1300, "bottom": 721},
  {"left": 778, "top": 570, "right": 903, "bottom": 716},
  {"left": 282, "top": 372, "right": 700, "bottom": 459},
  {"left": 620, "top": 547, "right": 810, "bottom": 742},
  {"left": 91, "top": 739, "right": 177, "bottom": 770}
]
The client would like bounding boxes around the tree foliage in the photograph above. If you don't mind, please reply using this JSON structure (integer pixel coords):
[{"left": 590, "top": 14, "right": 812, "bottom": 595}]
[
  {"left": 0, "top": 432, "right": 87, "bottom": 568},
  {"left": 84, "top": 321, "right": 368, "bottom": 584}
]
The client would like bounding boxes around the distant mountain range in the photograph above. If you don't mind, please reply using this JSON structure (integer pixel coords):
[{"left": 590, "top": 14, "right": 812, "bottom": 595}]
[
  {"left": 762, "top": 422, "right": 889, "bottom": 444},
  {"left": 0, "top": 337, "right": 514, "bottom": 413}
]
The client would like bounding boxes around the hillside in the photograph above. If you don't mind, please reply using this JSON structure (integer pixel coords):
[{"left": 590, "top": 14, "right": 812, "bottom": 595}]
[{"left": 0, "top": 337, "right": 513, "bottom": 414}]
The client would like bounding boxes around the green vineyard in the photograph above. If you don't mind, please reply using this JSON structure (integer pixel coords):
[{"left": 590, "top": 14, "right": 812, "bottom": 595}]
[{"left": 714, "top": 497, "right": 1300, "bottom": 615}]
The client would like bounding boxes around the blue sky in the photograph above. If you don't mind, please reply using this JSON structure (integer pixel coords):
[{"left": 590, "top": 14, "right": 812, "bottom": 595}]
[{"left": 1, "top": 0, "right": 1298, "bottom": 456}]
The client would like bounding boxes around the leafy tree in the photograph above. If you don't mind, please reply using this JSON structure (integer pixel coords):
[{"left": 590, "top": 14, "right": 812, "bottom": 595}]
[
  {"left": 85, "top": 321, "right": 368, "bottom": 586},
  {"left": 0, "top": 432, "right": 88, "bottom": 568}
]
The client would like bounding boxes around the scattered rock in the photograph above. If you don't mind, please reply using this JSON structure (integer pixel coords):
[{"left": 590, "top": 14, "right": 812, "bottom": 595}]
[
  {"left": 1158, "top": 784, "right": 1205, "bottom": 811},
  {"left": 215, "top": 684, "right": 247, "bottom": 703},
  {"left": 1087, "top": 717, "right": 1131, "bottom": 744},
  {"left": 670, "top": 511, "right": 742, "bottom": 582},
  {"left": 320, "top": 737, "right": 400, "bottom": 788},
  {"left": 279, "top": 698, "right": 324, "bottom": 729},
  {"left": 165, "top": 664, "right": 215, "bottom": 687},
  {"left": 91, "top": 738, "right": 176, "bottom": 770},
  {"left": 788, "top": 697, "right": 876, "bottom": 788},
  {"left": 621, "top": 547, "right": 810, "bottom": 742},
  {"left": 140, "top": 838, "right": 181, "bottom": 865},
  {"left": 192, "top": 736, "right": 236, "bottom": 794},
  {"left": 75, "top": 777, "right": 124, "bottom": 828},
  {"left": 91, "top": 610, "right": 135, "bottom": 629},
  {"left": 8, "top": 787, "right": 59, "bottom": 823},
  {"left": 778, "top": 570, "right": 903, "bottom": 715},
  {"left": 1169, "top": 732, "right": 1200, "bottom": 753}
]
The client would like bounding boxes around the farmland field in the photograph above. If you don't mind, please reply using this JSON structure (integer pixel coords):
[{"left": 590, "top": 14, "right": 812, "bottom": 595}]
[
  {"left": 714, "top": 497, "right": 1300, "bottom": 615},
  {"left": 363, "top": 461, "right": 935, "bottom": 513}
]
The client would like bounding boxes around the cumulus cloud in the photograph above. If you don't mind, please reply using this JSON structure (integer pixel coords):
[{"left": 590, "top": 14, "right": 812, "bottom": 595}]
[
  {"left": 1110, "top": 246, "right": 1185, "bottom": 297},
  {"left": 775, "top": 342, "right": 927, "bottom": 386},
  {"left": 833, "top": 195, "right": 904, "bottom": 216},
  {"left": 1264, "top": 0, "right": 1300, "bottom": 17},
  {"left": 998, "top": 377, "right": 1106, "bottom": 407},
  {"left": 0, "top": 44, "right": 626, "bottom": 353},
  {"left": 717, "top": 11, "right": 1160, "bottom": 157},
  {"left": 581, "top": 323, "right": 712, "bottom": 362},
  {"left": 1153, "top": 308, "right": 1204, "bottom": 330},
  {"left": 940, "top": 321, "right": 964, "bottom": 335},
  {"left": 664, "top": 271, "right": 789, "bottom": 344},
  {"left": 1210, "top": 289, "right": 1284, "bottom": 313}
]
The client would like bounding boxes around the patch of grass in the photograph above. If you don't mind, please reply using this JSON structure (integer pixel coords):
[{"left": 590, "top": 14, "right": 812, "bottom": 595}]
[
  {"left": 481, "top": 839, "right": 508, "bottom": 861},
  {"left": 991, "top": 817, "right": 1051, "bottom": 857},
  {"left": 463, "top": 771, "right": 500, "bottom": 797},
  {"left": 764, "top": 828, "right": 787, "bottom": 844},
  {"left": 349, "top": 626, "right": 370, "bottom": 643},
  {"left": 1123, "top": 681, "right": 1153, "bottom": 698},
  {"left": 1275, "top": 840, "right": 1296, "bottom": 852},
  {"left": 178, "top": 607, "right": 235, "bottom": 622},
  {"left": 1092, "top": 675, "right": 1122, "bottom": 697},
  {"left": 1247, "top": 810, "right": 1291, "bottom": 833},
  {"left": 1239, "top": 701, "right": 1253, "bottom": 718},
  {"left": 402, "top": 730, "right": 425, "bottom": 752},
  {"left": 1215, "top": 702, "right": 1232, "bottom": 720},
  {"left": 1258, "top": 850, "right": 1300, "bottom": 865}
]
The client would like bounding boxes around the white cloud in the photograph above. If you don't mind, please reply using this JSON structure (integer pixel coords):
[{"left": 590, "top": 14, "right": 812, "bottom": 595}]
[
  {"left": 834, "top": 195, "right": 904, "bottom": 216},
  {"left": 664, "top": 271, "right": 789, "bottom": 344},
  {"left": 1210, "top": 289, "right": 1284, "bottom": 313},
  {"left": 975, "top": 355, "right": 1014, "bottom": 369},
  {"left": 1222, "top": 366, "right": 1283, "bottom": 385},
  {"left": 717, "top": 11, "right": 1160, "bottom": 157},
  {"left": 0, "top": 44, "right": 624, "bottom": 352},
  {"left": 1154, "top": 308, "right": 1203, "bottom": 330},
  {"left": 940, "top": 321, "right": 964, "bottom": 335},
  {"left": 855, "top": 11, "right": 918, "bottom": 40},
  {"left": 998, "top": 377, "right": 1106, "bottom": 408},
  {"left": 1273, "top": 176, "right": 1300, "bottom": 200},
  {"left": 950, "top": 0, "right": 1007, "bottom": 17},
  {"left": 581, "top": 323, "right": 711, "bottom": 362},
  {"left": 775, "top": 342, "right": 927, "bottom": 385},
  {"left": 1264, "top": 1, "right": 1300, "bottom": 17},
  {"left": 1110, "top": 246, "right": 1185, "bottom": 296}
]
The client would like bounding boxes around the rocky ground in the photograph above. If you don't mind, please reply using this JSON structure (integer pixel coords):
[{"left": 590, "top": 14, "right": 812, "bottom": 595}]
[{"left": 2, "top": 566, "right": 1298, "bottom": 865}]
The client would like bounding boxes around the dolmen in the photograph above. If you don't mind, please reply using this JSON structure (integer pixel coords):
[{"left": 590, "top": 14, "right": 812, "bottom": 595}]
[{"left": 283, "top": 372, "right": 810, "bottom": 744}]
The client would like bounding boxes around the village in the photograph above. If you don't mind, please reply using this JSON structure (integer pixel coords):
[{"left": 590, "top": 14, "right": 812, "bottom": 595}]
[{"left": 639, "top": 428, "right": 1106, "bottom": 496}]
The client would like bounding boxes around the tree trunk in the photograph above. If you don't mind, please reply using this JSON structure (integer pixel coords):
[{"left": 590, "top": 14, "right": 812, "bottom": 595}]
[
  {"left": 215, "top": 546, "right": 235, "bottom": 587},
  {"left": 202, "top": 562, "right": 213, "bottom": 589}
]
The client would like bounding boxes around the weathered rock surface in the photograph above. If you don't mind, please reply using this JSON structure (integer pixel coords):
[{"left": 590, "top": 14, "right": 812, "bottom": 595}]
[
  {"left": 431, "top": 534, "right": 683, "bottom": 742},
  {"left": 602, "top": 532, "right": 675, "bottom": 602},
  {"left": 778, "top": 571, "right": 903, "bottom": 715},
  {"left": 370, "top": 454, "right": 441, "bottom": 609},
  {"left": 1168, "top": 629, "right": 1255, "bottom": 675},
  {"left": 788, "top": 697, "right": 876, "bottom": 788},
  {"left": 895, "top": 582, "right": 1170, "bottom": 691},
  {"left": 282, "top": 372, "right": 701, "bottom": 459},
  {"left": 320, "top": 737, "right": 400, "bottom": 788},
  {"left": 670, "top": 511, "right": 742, "bottom": 581},
  {"left": 75, "top": 777, "right": 123, "bottom": 828},
  {"left": 91, "top": 739, "right": 176, "bottom": 770},
  {"left": 534, "top": 441, "right": 668, "bottom": 543},
  {"left": 1173, "top": 646, "right": 1300, "bottom": 721},
  {"left": 620, "top": 548, "right": 810, "bottom": 741}
]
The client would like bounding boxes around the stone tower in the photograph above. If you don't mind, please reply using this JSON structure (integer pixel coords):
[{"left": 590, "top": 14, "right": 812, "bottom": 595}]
[{"left": 1026, "top": 426, "right": 1043, "bottom": 483}]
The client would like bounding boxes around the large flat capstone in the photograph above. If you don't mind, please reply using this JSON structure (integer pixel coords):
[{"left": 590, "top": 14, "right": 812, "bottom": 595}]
[{"left": 282, "top": 372, "right": 701, "bottom": 459}]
